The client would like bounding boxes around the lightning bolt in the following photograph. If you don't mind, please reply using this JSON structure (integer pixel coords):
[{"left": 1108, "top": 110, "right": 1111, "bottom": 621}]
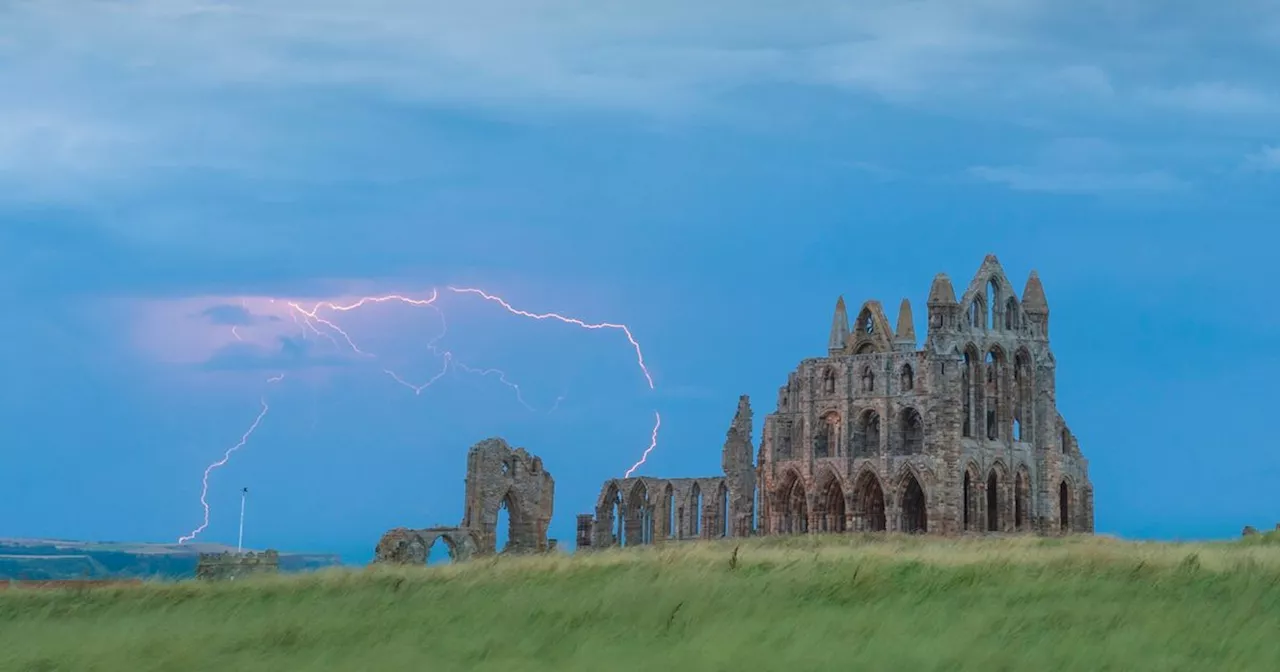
[
  {"left": 231, "top": 325, "right": 243, "bottom": 341},
  {"left": 446, "top": 286, "right": 655, "bottom": 389},
  {"left": 624, "top": 411, "right": 662, "bottom": 478},
  {"left": 445, "top": 286, "right": 660, "bottom": 475},
  {"left": 183, "top": 283, "right": 660, "bottom": 541},
  {"left": 178, "top": 374, "right": 284, "bottom": 544}
]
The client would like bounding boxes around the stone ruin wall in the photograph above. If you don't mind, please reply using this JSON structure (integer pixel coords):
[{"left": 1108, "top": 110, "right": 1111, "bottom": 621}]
[
  {"left": 374, "top": 437, "right": 555, "bottom": 565},
  {"left": 375, "top": 256, "right": 1096, "bottom": 560},
  {"left": 196, "top": 550, "right": 280, "bottom": 581},
  {"left": 580, "top": 255, "right": 1095, "bottom": 548}
]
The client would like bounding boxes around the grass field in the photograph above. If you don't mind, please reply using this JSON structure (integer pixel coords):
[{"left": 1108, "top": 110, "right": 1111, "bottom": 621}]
[{"left": 2, "top": 532, "right": 1279, "bottom": 671}]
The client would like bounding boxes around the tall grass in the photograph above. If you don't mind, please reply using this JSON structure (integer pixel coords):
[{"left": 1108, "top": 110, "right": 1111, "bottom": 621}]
[{"left": 2, "top": 534, "right": 1279, "bottom": 671}]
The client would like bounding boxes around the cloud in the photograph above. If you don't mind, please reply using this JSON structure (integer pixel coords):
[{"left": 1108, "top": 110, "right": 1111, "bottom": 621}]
[
  {"left": 2, "top": 0, "right": 1277, "bottom": 196},
  {"left": 1244, "top": 145, "right": 1280, "bottom": 171},
  {"left": 1137, "top": 83, "right": 1280, "bottom": 116},
  {"left": 200, "top": 335, "right": 357, "bottom": 372},
  {"left": 199, "top": 304, "right": 282, "bottom": 327},
  {"left": 966, "top": 137, "right": 1188, "bottom": 194},
  {"left": 967, "top": 166, "right": 1186, "bottom": 193}
]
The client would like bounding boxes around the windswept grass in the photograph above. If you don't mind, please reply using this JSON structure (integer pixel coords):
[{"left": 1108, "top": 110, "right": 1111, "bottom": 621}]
[{"left": 2, "top": 534, "right": 1279, "bottom": 671}]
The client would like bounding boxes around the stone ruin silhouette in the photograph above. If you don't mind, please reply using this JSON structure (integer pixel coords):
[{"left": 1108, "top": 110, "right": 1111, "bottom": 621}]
[
  {"left": 377, "top": 255, "right": 1098, "bottom": 564},
  {"left": 373, "top": 437, "right": 555, "bottom": 565}
]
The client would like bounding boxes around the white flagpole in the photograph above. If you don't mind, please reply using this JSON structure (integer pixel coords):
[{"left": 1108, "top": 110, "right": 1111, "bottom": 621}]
[{"left": 237, "top": 487, "right": 248, "bottom": 554}]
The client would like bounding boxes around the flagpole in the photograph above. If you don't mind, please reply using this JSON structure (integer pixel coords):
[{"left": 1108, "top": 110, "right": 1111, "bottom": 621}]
[{"left": 237, "top": 487, "right": 248, "bottom": 554}]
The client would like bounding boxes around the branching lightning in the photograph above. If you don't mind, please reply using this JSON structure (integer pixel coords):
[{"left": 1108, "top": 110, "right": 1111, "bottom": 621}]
[
  {"left": 445, "top": 286, "right": 661, "bottom": 475},
  {"left": 182, "top": 283, "right": 662, "bottom": 543},
  {"left": 178, "top": 374, "right": 284, "bottom": 544}
]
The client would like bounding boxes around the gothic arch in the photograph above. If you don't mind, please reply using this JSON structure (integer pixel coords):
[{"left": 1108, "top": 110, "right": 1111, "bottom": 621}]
[
  {"left": 775, "top": 468, "right": 809, "bottom": 534},
  {"left": 967, "top": 297, "right": 986, "bottom": 330},
  {"left": 689, "top": 481, "right": 704, "bottom": 539},
  {"left": 897, "top": 406, "right": 924, "bottom": 454},
  {"left": 1013, "top": 348, "right": 1034, "bottom": 441},
  {"left": 962, "top": 344, "right": 981, "bottom": 438},
  {"left": 900, "top": 363, "right": 915, "bottom": 392},
  {"left": 661, "top": 481, "right": 677, "bottom": 539},
  {"left": 962, "top": 461, "right": 982, "bottom": 532},
  {"left": 898, "top": 466, "right": 928, "bottom": 534},
  {"left": 627, "top": 480, "right": 653, "bottom": 546},
  {"left": 1013, "top": 464, "right": 1031, "bottom": 531},
  {"left": 814, "top": 467, "right": 847, "bottom": 532},
  {"left": 985, "top": 462, "right": 1008, "bottom": 533},
  {"left": 814, "top": 410, "right": 841, "bottom": 459},
  {"left": 820, "top": 366, "right": 837, "bottom": 395},
  {"left": 495, "top": 488, "right": 523, "bottom": 553},
  {"left": 851, "top": 467, "right": 887, "bottom": 532},
  {"left": 1058, "top": 477, "right": 1074, "bottom": 533},
  {"left": 860, "top": 365, "right": 876, "bottom": 393},
  {"left": 985, "top": 346, "right": 1006, "bottom": 440},
  {"left": 854, "top": 409, "right": 881, "bottom": 457},
  {"left": 1004, "top": 295, "right": 1020, "bottom": 330},
  {"left": 851, "top": 302, "right": 894, "bottom": 353},
  {"left": 595, "top": 480, "right": 623, "bottom": 546}
]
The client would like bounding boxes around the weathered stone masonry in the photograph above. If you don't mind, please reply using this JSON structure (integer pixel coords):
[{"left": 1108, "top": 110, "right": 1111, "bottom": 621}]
[
  {"left": 374, "top": 437, "right": 555, "bottom": 564},
  {"left": 579, "top": 255, "right": 1093, "bottom": 547}
]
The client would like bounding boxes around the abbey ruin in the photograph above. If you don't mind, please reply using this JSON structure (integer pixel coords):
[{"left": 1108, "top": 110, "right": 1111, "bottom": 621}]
[
  {"left": 379, "top": 255, "right": 1094, "bottom": 561},
  {"left": 374, "top": 437, "right": 556, "bottom": 564},
  {"left": 578, "top": 255, "right": 1094, "bottom": 546}
]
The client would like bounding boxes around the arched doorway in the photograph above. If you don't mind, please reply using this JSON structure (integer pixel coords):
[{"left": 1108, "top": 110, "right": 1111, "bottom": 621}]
[
  {"left": 778, "top": 473, "right": 808, "bottom": 534},
  {"left": 900, "top": 473, "right": 927, "bottom": 533},
  {"left": 986, "top": 470, "right": 1001, "bottom": 532},
  {"left": 852, "top": 470, "right": 886, "bottom": 532},
  {"left": 819, "top": 474, "right": 846, "bottom": 532},
  {"left": 1014, "top": 468, "right": 1029, "bottom": 531},
  {"left": 1059, "top": 481, "right": 1071, "bottom": 532}
]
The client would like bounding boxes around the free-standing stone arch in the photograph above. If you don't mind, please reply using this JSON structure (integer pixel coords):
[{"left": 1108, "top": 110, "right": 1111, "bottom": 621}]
[{"left": 373, "top": 526, "right": 481, "bottom": 565}]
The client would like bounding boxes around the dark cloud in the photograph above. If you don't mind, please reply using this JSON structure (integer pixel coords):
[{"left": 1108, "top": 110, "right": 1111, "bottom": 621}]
[
  {"left": 198, "top": 304, "right": 282, "bottom": 326},
  {"left": 200, "top": 335, "right": 357, "bottom": 372}
]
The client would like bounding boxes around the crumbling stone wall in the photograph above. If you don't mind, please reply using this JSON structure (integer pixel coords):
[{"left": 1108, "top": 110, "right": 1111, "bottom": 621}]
[
  {"left": 196, "top": 550, "right": 279, "bottom": 581},
  {"left": 579, "top": 255, "right": 1093, "bottom": 545},
  {"left": 461, "top": 437, "right": 555, "bottom": 555},
  {"left": 373, "top": 526, "right": 479, "bottom": 564},
  {"left": 373, "top": 437, "right": 555, "bottom": 565},
  {"left": 581, "top": 397, "right": 757, "bottom": 549}
]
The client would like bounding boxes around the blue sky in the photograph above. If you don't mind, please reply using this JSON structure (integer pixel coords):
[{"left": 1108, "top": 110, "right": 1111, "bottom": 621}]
[{"left": 1, "top": 1, "right": 1278, "bottom": 561}]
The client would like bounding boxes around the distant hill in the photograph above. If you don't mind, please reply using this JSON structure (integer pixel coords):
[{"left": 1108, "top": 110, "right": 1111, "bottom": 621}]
[{"left": 0, "top": 538, "right": 342, "bottom": 580}]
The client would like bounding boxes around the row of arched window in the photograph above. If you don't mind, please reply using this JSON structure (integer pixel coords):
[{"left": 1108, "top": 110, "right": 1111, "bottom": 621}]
[
  {"left": 961, "top": 345, "right": 1034, "bottom": 442},
  {"left": 798, "top": 406, "right": 924, "bottom": 459},
  {"left": 819, "top": 362, "right": 916, "bottom": 396},
  {"left": 603, "top": 480, "right": 735, "bottom": 546}
]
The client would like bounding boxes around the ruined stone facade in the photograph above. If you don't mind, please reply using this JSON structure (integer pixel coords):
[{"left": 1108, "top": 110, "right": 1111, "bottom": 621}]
[
  {"left": 580, "top": 256, "right": 1093, "bottom": 547},
  {"left": 580, "top": 395, "right": 757, "bottom": 547},
  {"left": 195, "top": 550, "right": 279, "bottom": 581},
  {"left": 374, "top": 437, "right": 555, "bottom": 564}
]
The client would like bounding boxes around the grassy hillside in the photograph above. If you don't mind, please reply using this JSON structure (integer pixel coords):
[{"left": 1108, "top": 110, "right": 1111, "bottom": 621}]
[{"left": 2, "top": 533, "right": 1279, "bottom": 671}]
